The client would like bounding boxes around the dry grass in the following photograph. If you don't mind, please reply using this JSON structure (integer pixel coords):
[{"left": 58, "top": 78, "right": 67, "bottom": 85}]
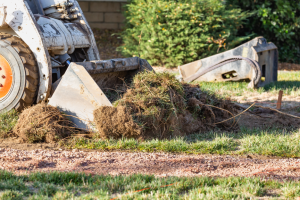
[{"left": 13, "top": 103, "right": 75, "bottom": 143}]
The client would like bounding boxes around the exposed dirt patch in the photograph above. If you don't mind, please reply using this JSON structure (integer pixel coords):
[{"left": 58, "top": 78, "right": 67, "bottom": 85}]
[
  {"left": 0, "top": 138, "right": 61, "bottom": 151},
  {"left": 13, "top": 103, "right": 75, "bottom": 143},
  {"left": 234, "top": 95, "right": 300, "bottom": 110},
  {"left": 1, "top": 148, "right": 300, "bottom": 181},
  {"left": 279, "top": 62, "right": 300, "bottom": 71},
  {"left": 94, "top": 72, "right": 238, "bottom": 139},
  {"left": 239, "top": 112, "right": 300, "bottom": 130},
  {"left": 236, "top": 104, "right": 300, "bottom": 130}
]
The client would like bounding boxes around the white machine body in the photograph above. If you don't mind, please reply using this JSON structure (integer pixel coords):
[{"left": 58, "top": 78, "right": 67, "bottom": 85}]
[{"left": 0, "top": 0, "right": 100, "bottom": 102}]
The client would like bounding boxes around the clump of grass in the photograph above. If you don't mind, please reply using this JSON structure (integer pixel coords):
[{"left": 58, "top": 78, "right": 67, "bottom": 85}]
[
  {"left": 13, "top": 103, "right": 75, "bottom": 143},
  {"left": 95, "top": 71, "right": 238, "bottom": 140},
  {"left": 114, "top": 71, "right": 186, "bottom": 136},
  {"left": 0, "top": 110, "right": 18, "bottom": 138}
]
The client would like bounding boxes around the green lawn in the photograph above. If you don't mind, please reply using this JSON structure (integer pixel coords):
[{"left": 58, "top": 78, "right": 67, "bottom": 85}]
[
  {"left": 0, "top": 110, "right": 18, "bottom": 138},
  {"left": 1, "top": 170, "right": 300, "bottom": 199},
  {"left": 197, "top": 71, "right": 300, "bottom": 97},
  {"left": 71, "top": 127, "right": 300, "bottom": 158}
]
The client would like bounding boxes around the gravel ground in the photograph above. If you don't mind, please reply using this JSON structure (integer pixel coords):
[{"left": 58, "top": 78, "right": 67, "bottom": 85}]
[{"left": 1, "top": 148, "right": 300, "bottom": 181}]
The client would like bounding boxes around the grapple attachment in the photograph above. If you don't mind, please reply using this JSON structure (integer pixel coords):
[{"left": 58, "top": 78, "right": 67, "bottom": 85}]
[{"left": 49, "top": 57, "right": 153, "bottom": 130}]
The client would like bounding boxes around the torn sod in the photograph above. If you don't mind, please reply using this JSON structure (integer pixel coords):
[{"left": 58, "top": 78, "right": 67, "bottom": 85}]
[{"left": 94, "top": 71, "right": 239, "bottom": 139}]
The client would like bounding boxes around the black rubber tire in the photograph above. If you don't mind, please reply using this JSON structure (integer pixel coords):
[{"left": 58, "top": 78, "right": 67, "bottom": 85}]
[{"left": 0, "top": 33, "right": 39, "bottom": 112}]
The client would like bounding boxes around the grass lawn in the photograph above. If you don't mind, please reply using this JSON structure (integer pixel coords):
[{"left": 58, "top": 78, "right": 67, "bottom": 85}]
[
  {"left": 198, "top": 71, "right": 300, "bottom": 98},
  {"left": 1, "top": 170, "right": 300, "bottom": 199},
  {"left": 0, "top": 110, "right": 18, "bottom": 138},
  {"left": 71, "top": 127, "right": 300, "bottom": 158}
]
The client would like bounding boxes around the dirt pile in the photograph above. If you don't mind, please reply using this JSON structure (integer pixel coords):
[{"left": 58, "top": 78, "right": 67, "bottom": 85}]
[
  {"left": 13, "top": 103, "right": 74, "bottom": 143},
  {"left": 94, "top": 106, "right": 142, "bottom": 139},
  {"left": 94, "top": 71, "right": 238, "bottom": 139}
]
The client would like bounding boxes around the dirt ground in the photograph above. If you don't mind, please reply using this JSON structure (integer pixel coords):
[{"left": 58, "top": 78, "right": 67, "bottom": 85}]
[
  {"left": 279, "top": 63, "right": 300, "bottom": 71},
  {"left": 235, "top": 95, "right": 300, "bottom": 110},
  {"left": 0, "top": 147, "right": 300, "bottom": 182},
  {"left": 2, "top": 101, "right": 300, "bottom": 180},
  {"left": 1, "top": 110, "right": 300, "bottom": 181},
  {"left": 237, "top": 108, "right": 300, "bottom": 130}
]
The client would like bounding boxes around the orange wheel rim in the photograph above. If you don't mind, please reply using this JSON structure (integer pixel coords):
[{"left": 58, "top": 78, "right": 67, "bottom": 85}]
[{"left": 0, "top": 55, "right": 13, "bottom": 99}]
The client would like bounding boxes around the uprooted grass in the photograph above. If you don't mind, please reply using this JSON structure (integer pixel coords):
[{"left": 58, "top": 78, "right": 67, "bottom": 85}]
[
  {"left": 0, "top": 110, "right": 18, "bottom": 138},
  {"left": 94, "top": 71, "right": 238, "bottom": 140},
  {"left": 13, "top": 103, "right": 75, "bottom": 143},
  {"left": 2, "top": 170, "right": 300, "bottom": 199}
]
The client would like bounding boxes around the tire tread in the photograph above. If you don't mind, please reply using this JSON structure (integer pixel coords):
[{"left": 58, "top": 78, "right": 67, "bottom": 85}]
[{"left": 0, "top": 33, "right": 39, "bottom": 111}]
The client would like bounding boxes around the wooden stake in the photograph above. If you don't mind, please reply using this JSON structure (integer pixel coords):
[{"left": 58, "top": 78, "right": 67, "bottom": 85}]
[{"left": 276, "top": 90, "right": 283, "bottom": 110}]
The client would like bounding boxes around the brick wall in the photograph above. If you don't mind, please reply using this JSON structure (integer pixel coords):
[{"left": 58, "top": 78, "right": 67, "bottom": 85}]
[{"left": 78, "top": 1, "right": 126, "bottom": 29}]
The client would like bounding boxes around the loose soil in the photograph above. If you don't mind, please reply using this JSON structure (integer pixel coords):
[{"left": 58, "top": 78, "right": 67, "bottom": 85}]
[
  {"left": 13, "top": 103, "right": 75, "bottom": 143},
  {"left": 94, "top": 106, "right": 142, "bottom": 139},
  {"left": 279, "top": 62, "right": 300, "bottom": 71},
  {"left": 239, "top": 111, "right": 300, "bottom": 130},
  {"left": 234, "top": 95, "right": 300, "bottom": 110},
  {"left": 1, "top": 147, "right": 300, "bottom": 182}
]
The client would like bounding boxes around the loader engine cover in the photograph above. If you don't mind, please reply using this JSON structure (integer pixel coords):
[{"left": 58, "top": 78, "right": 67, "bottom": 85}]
[{"left": 35, "top": 15, "right": 90, "bottom": 55}]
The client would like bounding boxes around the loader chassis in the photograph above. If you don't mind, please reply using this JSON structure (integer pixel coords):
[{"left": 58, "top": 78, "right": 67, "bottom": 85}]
[{"left": 0, "top": 0, "right": 100, "bottom": 111}]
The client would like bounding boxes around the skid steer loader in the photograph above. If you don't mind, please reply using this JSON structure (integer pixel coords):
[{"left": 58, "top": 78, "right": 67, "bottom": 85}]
[
  {"left": 0, "top": 0, "right": 279, "bottom": 130},
  {"left": 0, "top": 0, "right": 152, "bottom": 129}
]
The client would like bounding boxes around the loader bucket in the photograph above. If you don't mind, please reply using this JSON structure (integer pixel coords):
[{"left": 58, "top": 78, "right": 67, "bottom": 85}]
[{"left": 48, "top": 57, "right": 153, "bottom": 130}]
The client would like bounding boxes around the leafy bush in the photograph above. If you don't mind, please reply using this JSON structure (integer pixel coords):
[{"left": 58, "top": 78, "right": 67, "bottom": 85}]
[
  {"left": 119, "top": 0, "right": 252, "bottom": 68},
  {"left": 227, "top": 0, "right": 300, "bottom": 64}
]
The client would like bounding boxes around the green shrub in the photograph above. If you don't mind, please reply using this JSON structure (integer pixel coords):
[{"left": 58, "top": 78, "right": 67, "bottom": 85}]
[
  {"left": 227, "top": 0, "right": 300, "bottom": 64},
  {"left": 119, "top": 0, "right": 252, "bottom": 68}
]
